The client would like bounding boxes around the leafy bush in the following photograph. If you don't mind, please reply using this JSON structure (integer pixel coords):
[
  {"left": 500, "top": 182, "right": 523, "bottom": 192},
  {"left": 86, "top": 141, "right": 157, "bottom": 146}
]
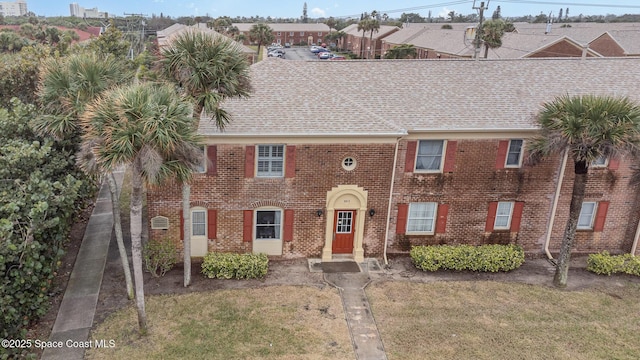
[
  {"left": 201, "top": 252, "right": 269, "bottom": 279},
  {"left": 586, "top": 251, "right": 640, "bottom": 276},
  {"left": 410, "top": 244, "right": 525, "bottom": 272},
  {"left": 143, "top": 237, "right": 177, "bottom": 277}
]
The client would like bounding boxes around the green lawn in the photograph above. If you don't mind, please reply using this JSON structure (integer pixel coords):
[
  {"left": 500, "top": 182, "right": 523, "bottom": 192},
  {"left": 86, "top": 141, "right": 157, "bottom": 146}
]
[
  {"left": 367, "top": 281, "right": 640, "bottom": 360},
  {"left": 87, "top": 286, "right": 352, "bottom": 360}
]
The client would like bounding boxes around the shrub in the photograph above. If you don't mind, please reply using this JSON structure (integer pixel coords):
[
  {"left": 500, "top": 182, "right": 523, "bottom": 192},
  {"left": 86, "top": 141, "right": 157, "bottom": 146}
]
[
  {"left": 587, "top": 251, "right": 640, "bottom": 276},
  {"left": 201, "top": 252, "right": 269, "bottom": 279},
  {"left": 143, "top": 237, "right": 177, "bottom": 277},
  {"left": 410, "top": 244, "right": 525, "bottom": 272}
]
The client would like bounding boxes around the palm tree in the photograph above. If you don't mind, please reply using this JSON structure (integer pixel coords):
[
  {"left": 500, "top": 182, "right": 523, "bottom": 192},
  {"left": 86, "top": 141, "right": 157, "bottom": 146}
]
[
  {"left": 248, "top": 23, "right": 274, "bottom": 59},
  {"left": 33, "top": 52, "right": 135, "bottom": 300},
  {"left": 159, "top": 30, "right": 252, "bottom": 286},
  {"left": 527, "top": 94, "right": 640, "bottom": 287},
  {"left": 357, "top": 15, "right": 371, "bottom": 59},
  {"left": 81, "top": 82, "right": 202, "bottom": 332},
  {"left": 385, "top": 44, "right": 417, "bottom": 59},
  {"left": 481, "top": 19, "right": 506, "bottom": 58},
  {"left": 367, "top": 17, "right": 381, "bottom": 59}
]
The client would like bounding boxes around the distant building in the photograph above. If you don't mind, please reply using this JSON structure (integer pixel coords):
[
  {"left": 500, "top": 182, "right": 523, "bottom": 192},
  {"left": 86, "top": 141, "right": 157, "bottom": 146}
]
[
  {"left": 0, "top": 0, "right": 28, "bottom": 17},
  {"left": 69, "top": 2, "right": 107, "bottom": 18}
]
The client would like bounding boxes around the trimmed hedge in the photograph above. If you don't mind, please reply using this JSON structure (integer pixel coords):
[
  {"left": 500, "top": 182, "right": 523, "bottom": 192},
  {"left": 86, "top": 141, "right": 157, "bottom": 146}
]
[
  {"left": 201, "top": 252, "right": 269, "bottom": 279},
  {"left": 410, "top": 244, "right": 525, "bottom": 272},
  {"left": 586, "top": 251, "right": 640, "bottom": 276}
]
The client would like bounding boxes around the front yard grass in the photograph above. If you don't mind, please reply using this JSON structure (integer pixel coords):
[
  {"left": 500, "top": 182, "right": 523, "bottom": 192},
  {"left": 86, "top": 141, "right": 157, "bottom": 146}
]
[
  {"left": 87, "top": 286, "right": 352, "bottom": 360},
  {"left": 368, "top": 281, "right": 640, "bottom": 360}
]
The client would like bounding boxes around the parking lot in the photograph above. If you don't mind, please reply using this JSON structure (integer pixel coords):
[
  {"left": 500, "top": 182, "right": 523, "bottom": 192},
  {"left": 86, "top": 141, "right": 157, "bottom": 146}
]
[{"left": 269, "top": 46, "right": 335, "bottom": 60}]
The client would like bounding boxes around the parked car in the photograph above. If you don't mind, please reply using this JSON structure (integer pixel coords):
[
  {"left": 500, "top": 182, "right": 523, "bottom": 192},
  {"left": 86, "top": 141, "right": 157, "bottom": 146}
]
[
  {"left": 318, "top": 51, "right": 332, "bottom": 59},
  {"left": 311, "top": 47, "right": 328, "bottom": 53},
  {"left": 284, "top": 43, "right": 291, "bottom": 48},
  {"left": 268, "top": 49, "right": 285, "bottom": 58},
  {"left": 329, "top": 55, "right": 346, "bottom": 60}
]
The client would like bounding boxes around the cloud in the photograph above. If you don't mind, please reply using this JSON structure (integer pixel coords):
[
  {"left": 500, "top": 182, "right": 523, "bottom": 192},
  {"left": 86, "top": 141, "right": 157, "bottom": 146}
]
[
  {"left": 311, "top": 7, "right": 326, "bottom": 17},
  {"left": 438, "top": 7, "right": 452, "bottom": 18}
]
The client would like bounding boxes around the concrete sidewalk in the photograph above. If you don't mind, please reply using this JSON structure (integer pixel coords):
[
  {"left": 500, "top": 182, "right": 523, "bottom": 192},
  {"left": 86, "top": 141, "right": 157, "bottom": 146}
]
[
  {"left": 324, "top": 260, "right": 388, "bottom": 360},
  {"left": 42, "top": 171, "right": 124, "bottom": 360}
]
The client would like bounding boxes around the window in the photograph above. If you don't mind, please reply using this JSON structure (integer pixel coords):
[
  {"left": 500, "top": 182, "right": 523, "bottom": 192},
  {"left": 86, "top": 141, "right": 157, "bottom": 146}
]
[
  {"left": 277, "top": 32, "right": 281, "bottom": 36},
  {"left": 257, "top": 145, "right": 284, "bottom": 177},
  {"left": 195, "top": 146, "right": 206, "bottom": 173},
  {"left": 255, "top": 210, "right": 281, "bottom": 239},
  {"left": 342, "top": 157, "right": 357, "bottom": 171},
  {"left": 505, "top": 140, "right": 523, "bottom": 167},
  {"left": 415, "top": 140, "right": 444, "bottom": 171},
  {"left": 577, "top": 202, "right": 596, "bottom": 229},
  {"left": 289, "top": 32, "right": 294, "bottom": 36},
  {"left": 407, "top": 202, "right": 437, "bottom": 233},
  {"left": 318, "top": 32, "right": 322, "bottom": 36},
  {"left": 494, "top": 202, "right": 514, "bottom": 229},
  {"left": 300, "top": 31, "right": 305, "bottom": 36},
  {"left": 192, "top": 210, "right": 206, "bottom": 236},
  {"left": 591, "top": 155, "right": 608, "bottom": 167}
]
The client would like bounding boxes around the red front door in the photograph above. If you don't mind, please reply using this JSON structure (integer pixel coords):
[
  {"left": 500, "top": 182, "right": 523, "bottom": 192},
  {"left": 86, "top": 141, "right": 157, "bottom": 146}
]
[{"left": 333, "top": 210, "right": 355, "bottom": 254}]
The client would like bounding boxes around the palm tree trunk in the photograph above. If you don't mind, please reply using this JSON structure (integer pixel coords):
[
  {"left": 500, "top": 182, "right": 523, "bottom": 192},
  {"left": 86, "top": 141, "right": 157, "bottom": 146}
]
[
  {"left": 553, "top": 160, "right": 588, "bottom": 288},
  {"left": 130, "top": 158, "right": 147, "bottom": 332},
  {"left": 484, "top": 44, "right": 489, "bottom": 58},
  {"left": 182, "top": 183, "right": 191, "bottom": 287},
  {"left": 369, "top": 33, "right": 374, "bottom": 59},
  {"left": 107, "top": 171, "right": 134, "bottom": 300}
]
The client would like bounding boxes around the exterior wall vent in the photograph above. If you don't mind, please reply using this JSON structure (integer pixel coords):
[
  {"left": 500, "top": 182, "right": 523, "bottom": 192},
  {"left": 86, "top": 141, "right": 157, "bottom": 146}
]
[{"left": 151, "top": 216, "right": 169, "bottom": 230}]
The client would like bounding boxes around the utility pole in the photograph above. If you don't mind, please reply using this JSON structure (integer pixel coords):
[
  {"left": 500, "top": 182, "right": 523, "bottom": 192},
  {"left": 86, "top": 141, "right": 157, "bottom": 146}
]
[{"left": 472, "top": 0, "right": 490, "bottom": 60}]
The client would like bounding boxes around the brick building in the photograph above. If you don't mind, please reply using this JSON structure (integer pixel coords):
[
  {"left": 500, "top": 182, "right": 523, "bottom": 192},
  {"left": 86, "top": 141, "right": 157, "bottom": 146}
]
[
  {"left": 147, "top": 57, "right": 640, "bottom": 263},
  {"left": 233, "top": 23, "right": 331, "bottom": 46}
]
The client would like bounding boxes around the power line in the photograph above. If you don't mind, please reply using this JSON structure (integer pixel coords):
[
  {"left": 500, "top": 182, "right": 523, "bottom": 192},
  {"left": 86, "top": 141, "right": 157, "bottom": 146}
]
[
  {"left": 493, "top": 0, "right": 640, "bottom": 9},
  {"left": 334, "top": 0, "right": 474, "bottom": 19}
]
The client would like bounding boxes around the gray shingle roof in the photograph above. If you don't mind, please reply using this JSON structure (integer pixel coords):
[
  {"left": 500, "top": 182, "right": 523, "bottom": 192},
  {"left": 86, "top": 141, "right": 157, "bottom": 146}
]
[
  {"left": 233, "top": 23, "right": 330, "bottom": 32},
  {"left": 199, "top": 57, "right": 640, "bottom": 137},
  {"left": 157, "top": 23, "right": 255, "bottom": 54}
]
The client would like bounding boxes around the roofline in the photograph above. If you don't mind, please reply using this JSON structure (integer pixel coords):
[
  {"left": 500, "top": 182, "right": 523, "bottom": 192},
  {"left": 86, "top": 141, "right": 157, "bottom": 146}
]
[
  {"left": 410, "top": 127, "right": 539, "bottom": 132},
  {"left": 198, "top": 131, "right": 408, "bottom": 137}
]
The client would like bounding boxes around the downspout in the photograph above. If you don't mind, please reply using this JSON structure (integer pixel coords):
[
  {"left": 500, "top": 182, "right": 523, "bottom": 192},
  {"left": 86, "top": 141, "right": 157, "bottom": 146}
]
[
  {"left": 631, "top": 219, "right": 640, "bottom": 256},
  {"left": 544, "top": 148, "right": 569, "bottom": 260},
  {"left": 383, "top": 137, "right": 401, "bottom": 265}
]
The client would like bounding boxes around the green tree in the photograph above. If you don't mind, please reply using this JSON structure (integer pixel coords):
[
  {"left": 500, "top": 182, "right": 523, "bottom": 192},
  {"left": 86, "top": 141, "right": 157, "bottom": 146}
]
[
  {"left": 81, "top": 82, "right": 202, "bottom": 332},
  {"left": 385, "top": 44, "right": 417, "bottom": 59},
  {"left": 481, "top": 19, "right": 506, "bottom": 58},
  {"left": 367, "top": 11, "right": 381, "bottom": 59},
  {"left": 249, "top": 23, "right": 274, "bottom": 59},
  {"left": 33, "top": 52, "right": 135, "bottom": 299},
  {"left": 492, "top": 6, "right": 502, "bottom": 20},
  {"left": 302, "top": 2, "right": 308, "bottom": 23},
  {"left": 357, "top": 13, "right": 371, "bottom": 59},
  {"left": 159, "top": 30, "right": 251, "bottom": 286},
  {"left": 87, "top": 21, "right": 131, "bottom": 59},
  {"left": 527, "top": 95, "right": 640, "bottom": 287}
]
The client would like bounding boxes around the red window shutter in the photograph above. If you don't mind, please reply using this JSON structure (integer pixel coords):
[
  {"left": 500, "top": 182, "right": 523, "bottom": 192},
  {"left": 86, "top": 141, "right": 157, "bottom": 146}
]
[
  {"left": 244, "top": 146, "right": 255, "bottom": 178},
  {"left": 206, "top": 145, "right": 217, "bottom": 176},
  {"left": 608, "top": 157, "right": 620, "bottom": 170},
  {"left": 243, "top": 210, "right": 253, "bottom": 242},
  {"left": 283, "top": 209, "right": 294, "bottom": 241},
  {"left": 285, "top": 145, "right": 296, "bottom": 178},
  {"left": 511, "top": 202, "right": 524, "bottom": 232},
  {"left": 179, "top": 211, "right": 184, "bottom": 240},
  {"left": 485, "top": 202, "right": 498, "bottom": 232},
  {"left": 443, "top": 141, "right": 457, "bottom": 173},
  {"left": 396, "top": 204, "right": 408, "bottom": 234},
  {"left": 593, "top": 201, "right": 609, "bottom": 232},
  {"left": 435, "top": 204, "right": 449, "bottom": 234},
  {"left": 404, "top": 141, "right": 417, "bottom": 173},
  {"left": 495, "top": 140, "right": 509, "bottom": 169},
  {"left": 207, "top": 209, "right": 217, "bottom": 239}
]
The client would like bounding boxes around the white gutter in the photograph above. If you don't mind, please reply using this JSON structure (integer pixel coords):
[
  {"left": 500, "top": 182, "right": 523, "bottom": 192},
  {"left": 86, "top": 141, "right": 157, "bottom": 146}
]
[
  {"left": 631, "top": 219, "right": 640, "bottom": 256},
  {"left": 383, "top": 137, "right": 401, "bottom": 265},
  {"left": 544, "top": 148, "right": 569, "bottom": 260}
]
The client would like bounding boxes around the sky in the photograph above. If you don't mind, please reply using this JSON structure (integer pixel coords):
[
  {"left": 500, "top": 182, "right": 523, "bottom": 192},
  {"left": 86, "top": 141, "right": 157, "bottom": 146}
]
[{"left": 26, "top": 1, "right": 640, "bottom": 19}]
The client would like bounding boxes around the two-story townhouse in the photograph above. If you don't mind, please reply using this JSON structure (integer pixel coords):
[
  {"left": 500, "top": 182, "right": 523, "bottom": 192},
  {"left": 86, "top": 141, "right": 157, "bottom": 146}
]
[
  {"left": 233, "top": 23, "right": 331, "bottom": 46},
  {"left": 147, "top": 57, "right": 640, "bottom": 264},
  {"left": 340, "top": 24, "right": 400, "bottom": 59}
]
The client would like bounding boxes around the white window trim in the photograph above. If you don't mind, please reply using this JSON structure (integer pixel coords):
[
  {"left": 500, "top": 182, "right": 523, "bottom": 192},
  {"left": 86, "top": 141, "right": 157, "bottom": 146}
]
[
  {"left": 196, "top": 146, "right": 206, "bottom": 173},
  {"left": 406, "top": 202, "right": 438, "bottom": 235},
  {"left": 277, "top": 32, "right": 281, "bottom": 36},
  {"left": 191, "top": 207, "right": 207, "bottom": 237},
  {"left": 504, "top": 139, "right": 524, "bottom": 168},
  {"left": 256, "top": 144, "right": 285, "bottom": 178},
  {"left": 577, "top": 201, "right": 597, "bottom": 230},
  {"left": 493, "top": 201, "right": 514, "bottom": 230},
  {"left": 414, "top": 139, "right": 446, "bottom": 173},
  {"left": 590, "top": 156, "right": 609, "bottom": 168},
  {"left": 254, "top": 207, "right": 283, "bottom": 241}
]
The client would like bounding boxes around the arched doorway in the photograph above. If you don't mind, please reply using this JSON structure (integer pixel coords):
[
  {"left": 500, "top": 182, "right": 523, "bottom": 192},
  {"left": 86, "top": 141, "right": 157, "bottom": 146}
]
[{"left": 322, "top": 185, "right": 368, "bottom": 262}]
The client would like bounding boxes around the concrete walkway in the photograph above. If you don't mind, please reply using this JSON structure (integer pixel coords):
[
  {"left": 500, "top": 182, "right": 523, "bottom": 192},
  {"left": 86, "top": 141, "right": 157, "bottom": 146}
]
[
  {"left": 42, "top": 171, "right": 124, "bottom": 360},
  {"left": 324, "top": 261, "right": 388, "bottom": 360}
]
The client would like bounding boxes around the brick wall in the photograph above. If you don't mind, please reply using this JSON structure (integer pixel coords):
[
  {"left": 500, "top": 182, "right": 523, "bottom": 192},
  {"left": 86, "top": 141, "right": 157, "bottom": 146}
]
[
  {"left": 147, "top": 142, "right": 395, "bottom": 259},
  {"left": 589, "top": 34, "right": 626, "bottom": 57}
]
